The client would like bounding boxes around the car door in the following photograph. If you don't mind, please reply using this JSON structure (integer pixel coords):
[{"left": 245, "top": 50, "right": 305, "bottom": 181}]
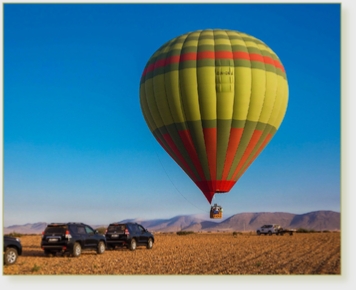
[
  {"left": 137, "top": 225, "right": 148, "bottom": 245},
  {"left": 261, "top": 225, "right": 266, "bottom": 234},
  {"left": 84, "top": 225, "right": 97, "bottom": 248},
  {"left": 73, "top": 225, "right": 86, "bottom": 248}
]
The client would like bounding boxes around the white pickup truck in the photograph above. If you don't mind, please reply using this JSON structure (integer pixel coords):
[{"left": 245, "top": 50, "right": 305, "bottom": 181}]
[
  {"left": 256, "top": 224, "right": 281, "bottom": 235},
  {"left": 256, "top": 224, "right": 296, "bottom": 236}
]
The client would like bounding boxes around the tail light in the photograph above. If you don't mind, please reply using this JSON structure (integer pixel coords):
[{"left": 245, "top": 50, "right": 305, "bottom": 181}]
[
  {"left": 41, "top": 231, "right": 44, "bottom": 238},
  {"left": 125, "top": 228, "right": 130, "bottom": 235},
  {"left": 65, "top": 230, "right": 72, "bottom": 239}
]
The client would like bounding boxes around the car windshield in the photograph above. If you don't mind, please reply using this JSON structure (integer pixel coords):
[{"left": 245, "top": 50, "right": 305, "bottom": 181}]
[
  {"left": 45, "top": 226, "right": 66, "bottom": 234},
  {"left": 107, "top": 225, "right": 125, "bottom": 232}
]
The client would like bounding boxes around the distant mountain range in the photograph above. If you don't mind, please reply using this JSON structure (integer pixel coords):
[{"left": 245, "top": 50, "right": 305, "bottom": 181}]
[{"left": 3, "top": 211, "right": 340, "bottom": 234}]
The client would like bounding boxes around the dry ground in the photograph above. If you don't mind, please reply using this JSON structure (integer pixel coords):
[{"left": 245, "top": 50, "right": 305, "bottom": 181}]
[{"left": 3, "top": 232, "right": 340, "bottom": 275}]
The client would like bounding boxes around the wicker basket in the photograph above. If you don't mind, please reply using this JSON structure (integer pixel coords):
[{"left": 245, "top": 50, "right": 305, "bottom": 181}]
[{"left": 210, "top": 211, "right": 223, "bottom": 219}]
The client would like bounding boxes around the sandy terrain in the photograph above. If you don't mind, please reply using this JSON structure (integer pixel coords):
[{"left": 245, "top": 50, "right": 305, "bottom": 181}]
[{"left": 3, "top": 232, "right": 340, "bottom": 275}]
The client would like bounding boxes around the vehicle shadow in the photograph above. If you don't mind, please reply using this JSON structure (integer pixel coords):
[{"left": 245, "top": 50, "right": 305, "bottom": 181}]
[
  {"left": 107, "top": 248, "right": 147, "bottom": 252},
  {"left": 21, "top": 249, "right": 45, "bottom": 257},
  {"left": 21, "top": 249, "right": 101, "bottom": 257}
]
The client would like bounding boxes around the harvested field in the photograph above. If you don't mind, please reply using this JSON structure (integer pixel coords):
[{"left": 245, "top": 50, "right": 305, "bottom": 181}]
[{"left": 3, "top": 232, "right": 340, "bottom": 275}]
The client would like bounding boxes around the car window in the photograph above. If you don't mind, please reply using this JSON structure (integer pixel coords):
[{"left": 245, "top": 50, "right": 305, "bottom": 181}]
[
  {"left": 138, "top": 225, "right": 145, "bottom": 233},
  {"left": 45, "top": 226, "right": 66, "bottom": 234},
  {"left": 132, "top": 224, "right": 140, "bottom": 233},
  {"left": 69, "top": 225, "right": 77, "bottom": 233},
  {"left": 108, "top": 225, "right": 125, "bottom": 232},
  {"left": 85, "top": 226, "right": 94, "bottom": 234},
  {"left": 77, "top": 226, "right": 86, "bottom": 234}
]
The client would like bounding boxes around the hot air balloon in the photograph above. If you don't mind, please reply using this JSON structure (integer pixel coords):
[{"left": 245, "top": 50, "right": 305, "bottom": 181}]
[{"left": 139, "top": 29, "right": 288, "bottom": 218}]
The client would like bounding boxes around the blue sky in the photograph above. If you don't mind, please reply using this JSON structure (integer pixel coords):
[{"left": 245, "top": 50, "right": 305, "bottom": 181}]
[{"left": 2, "top": 2, "right": 342, "bottom": 227}]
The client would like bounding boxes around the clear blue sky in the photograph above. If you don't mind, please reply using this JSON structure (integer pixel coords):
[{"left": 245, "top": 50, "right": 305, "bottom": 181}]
[{"left": 2, "top": 2, "right": 341, "bottom": 227}]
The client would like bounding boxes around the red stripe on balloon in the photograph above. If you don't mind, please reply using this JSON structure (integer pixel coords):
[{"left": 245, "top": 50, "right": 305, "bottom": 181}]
[
  {"left": 231, "top": 130, "right": 264, "bottom": 181},
  {"left": 178, "top": 129, "right": 205, "bottom": 181},
  {"left": 197, "top": 51, "right": 214, "bottom": 59},
  {"left": 195, "top": 180, "right": 236, "bottom": 203},
  {"left": 162, "top": 133, "right": 196, "bottom": 182},
  {"left": 221, "top": 127, "right": 244, "bottom": 181},
  {"left": 141, "top": 51, "right": 285, "bottom": 77},
  {"left": 234, "top": 133, "right": 273, "bottom": 182},
  {"left": 203, "top": 128, "right": 217, "bottom": 184}
]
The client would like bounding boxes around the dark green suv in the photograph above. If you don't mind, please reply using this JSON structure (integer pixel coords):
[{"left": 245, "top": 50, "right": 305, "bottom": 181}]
[
  {"left": 105, "top": 222, "right": 154, "bottom": 251},
  {"left": 41, "top": 223, "right": 106, "bottom": 257}
]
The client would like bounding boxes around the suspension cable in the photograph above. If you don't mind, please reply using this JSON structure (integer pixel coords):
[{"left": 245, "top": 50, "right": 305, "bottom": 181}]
[{"left": 155, "top": 150, "right": 207, "bottom": 214}]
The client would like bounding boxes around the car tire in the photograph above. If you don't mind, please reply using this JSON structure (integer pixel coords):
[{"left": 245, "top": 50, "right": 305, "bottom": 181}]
[
  {"left": 147, "top": 238, "right": 153, "bottom": 249},
  {"left": 128, "top": 239, "right": 137, "bottom": 251},
  {"left": 97, "top": 241, "right": 105, "bottom": 254},
  {"left": 257, "top": 231, "right": 261, "bottom": 236},
  {"left": 268, "top": 231, "right": 272, "bottom": 236},
  {"left": 4, "top": 247, "right": 18, "bottom": 265},
  {"left": 73, "top": 242, "right": 82, "bottom": 257}
]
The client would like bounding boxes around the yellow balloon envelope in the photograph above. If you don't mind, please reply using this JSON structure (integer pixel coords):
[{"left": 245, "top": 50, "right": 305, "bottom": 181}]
[{"left": 140, "top": 29, "right": 288, "bottom": 203}]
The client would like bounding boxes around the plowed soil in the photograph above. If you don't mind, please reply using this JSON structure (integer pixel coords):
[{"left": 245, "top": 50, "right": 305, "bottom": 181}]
[{"left": 3, "top": 232, "right": 340, "bottom": 275}]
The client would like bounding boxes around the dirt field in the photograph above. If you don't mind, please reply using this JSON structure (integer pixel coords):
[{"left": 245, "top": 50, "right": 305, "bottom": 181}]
[{"left": 3, "top": 232, "right": 340, "bottom": 275}]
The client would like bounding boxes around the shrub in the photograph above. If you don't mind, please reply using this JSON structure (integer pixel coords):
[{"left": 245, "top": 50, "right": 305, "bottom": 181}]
[
  {"left": 297, "top": 228, "right": 317, "bottom": 233},
  {"left": 176, "top": 231, "right": 194, "bottom": 236},
  {"left": 7, "top": 232, "right": 24, "bottom": 238},
  {"left": 31, "top": 264, "right": 41, "bottom": 272}
]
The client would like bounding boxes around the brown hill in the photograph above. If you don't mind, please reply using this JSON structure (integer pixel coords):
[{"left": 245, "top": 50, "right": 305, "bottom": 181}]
[
  {"left": 213, "top": 212, "right": 297, "bottom": 231},
  {"left": 4, "top": 222, "right": 48, "bottom": 234},
  {"left": 289, "top": 211, "right": 340, "bottom": 231}
]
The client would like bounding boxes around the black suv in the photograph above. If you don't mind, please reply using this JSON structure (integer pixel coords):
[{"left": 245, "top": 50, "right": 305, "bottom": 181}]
[
  {"left": 105, "top": 222, "right": 154, "bottom": 251},
  {"left": 41, "top": 223, "right": 106, "bottom": 257},
  {"left": 4, "top": 235, "right": 22, "bottom": 265}
]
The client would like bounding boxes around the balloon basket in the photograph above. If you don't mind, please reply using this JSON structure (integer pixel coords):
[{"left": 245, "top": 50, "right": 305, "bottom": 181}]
[
  {"left": 210, "top": 204, "right": 223, "bottom": 219},
  {"left": 210, "top": 212, "right": 222, "bottom": 219}
]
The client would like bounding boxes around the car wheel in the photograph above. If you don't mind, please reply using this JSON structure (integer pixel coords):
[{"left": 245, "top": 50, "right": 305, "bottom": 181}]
[
  {"left": 128, "top": 239, "right": 137, "bottom": 251},
  {"left": 147, "top": 238, "right": 153, "bottom": 249},
  {"left": 257, "top": 231, "right": 261, "bottom": 236},
  {"left": 268, "top": 231, "right": 272, "bottom": 236},
  {"left": 73, "top": 242, "right": 82, "bottom": 257},
  {"left": 97, "top": 241, "right": 105, "bottom": 254},
  {"left": 4, "top": 248, "right": 18, "bottom": 265}
]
